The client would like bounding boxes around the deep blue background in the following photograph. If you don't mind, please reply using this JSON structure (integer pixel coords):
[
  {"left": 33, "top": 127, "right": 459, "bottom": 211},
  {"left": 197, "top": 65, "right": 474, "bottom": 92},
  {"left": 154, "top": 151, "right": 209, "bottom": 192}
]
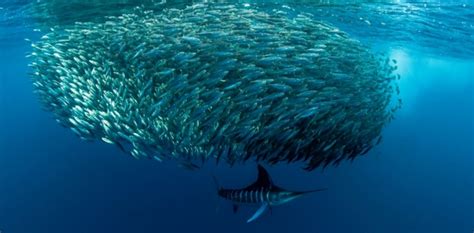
[{"left": 1, "top": 14, "right": 473, "bottom": 233}]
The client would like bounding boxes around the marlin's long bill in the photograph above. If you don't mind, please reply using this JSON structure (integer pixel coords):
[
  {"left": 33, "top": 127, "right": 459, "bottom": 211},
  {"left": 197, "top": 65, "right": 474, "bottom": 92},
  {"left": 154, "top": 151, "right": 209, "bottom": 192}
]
[{"left": 297, "top": 188, "right": 328, "bottom": 194}]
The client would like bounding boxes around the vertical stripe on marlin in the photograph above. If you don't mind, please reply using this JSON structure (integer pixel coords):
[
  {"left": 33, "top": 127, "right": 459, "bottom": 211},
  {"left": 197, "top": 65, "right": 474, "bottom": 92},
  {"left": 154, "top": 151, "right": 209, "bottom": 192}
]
[
  {"left": 256, "top": 188, "right": 260, "bottom": 203},
  {"left": 260, "top": 187, "right": 264, "bottom": 203},
  {"left": 254, "top": 190, "right": 258, "bottom": 203},
  {"left": 249, "top": 190, "right": 254, "bottom": 203},
  {"left": 239, "top": 190, "right": 243, "bottom": 202},
  {"left": 254, "top": 189, "right": 258, "bottom": 203}
]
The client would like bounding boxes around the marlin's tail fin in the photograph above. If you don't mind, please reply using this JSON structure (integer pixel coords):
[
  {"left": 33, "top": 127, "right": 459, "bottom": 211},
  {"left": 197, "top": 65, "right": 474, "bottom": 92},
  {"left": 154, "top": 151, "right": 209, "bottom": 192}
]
[{"left": 212, "top": 174, "right": 223, "bottom": 214}]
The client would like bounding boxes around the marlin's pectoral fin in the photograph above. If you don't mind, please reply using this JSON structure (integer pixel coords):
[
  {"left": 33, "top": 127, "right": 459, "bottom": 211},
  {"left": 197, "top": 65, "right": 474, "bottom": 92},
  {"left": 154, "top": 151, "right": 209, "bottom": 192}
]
[
  {"left": 246, "top": 203, "right": 268, "bottom": 223},
  {"left": 233, "top": 204, "right": 239, "bottom": 214}
]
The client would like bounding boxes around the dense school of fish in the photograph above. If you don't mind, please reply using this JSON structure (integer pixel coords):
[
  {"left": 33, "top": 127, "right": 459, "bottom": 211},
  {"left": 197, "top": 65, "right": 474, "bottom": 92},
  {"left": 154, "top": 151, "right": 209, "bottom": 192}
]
[{"left": 28, "top": 4, "right": 400, "bottom": 170}]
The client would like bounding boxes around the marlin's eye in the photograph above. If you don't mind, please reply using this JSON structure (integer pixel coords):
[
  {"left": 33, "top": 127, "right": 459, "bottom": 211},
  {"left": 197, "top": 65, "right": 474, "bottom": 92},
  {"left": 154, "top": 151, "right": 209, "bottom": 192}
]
[{"left": 271, "top": 193, "right": 280, "bottom": 201}]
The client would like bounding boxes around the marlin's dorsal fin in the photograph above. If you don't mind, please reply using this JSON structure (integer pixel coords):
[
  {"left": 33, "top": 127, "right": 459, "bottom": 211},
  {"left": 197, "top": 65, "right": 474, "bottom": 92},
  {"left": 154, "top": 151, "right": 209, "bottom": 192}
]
[{"left": 245, "top": 164, "right": 273, "bottom": 189}]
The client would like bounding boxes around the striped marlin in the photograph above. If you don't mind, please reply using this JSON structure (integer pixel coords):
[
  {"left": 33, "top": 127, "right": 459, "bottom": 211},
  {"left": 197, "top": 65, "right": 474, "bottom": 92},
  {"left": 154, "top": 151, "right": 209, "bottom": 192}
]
[{"left": 216, "top": 164, "right": 326, "bottom": 223}]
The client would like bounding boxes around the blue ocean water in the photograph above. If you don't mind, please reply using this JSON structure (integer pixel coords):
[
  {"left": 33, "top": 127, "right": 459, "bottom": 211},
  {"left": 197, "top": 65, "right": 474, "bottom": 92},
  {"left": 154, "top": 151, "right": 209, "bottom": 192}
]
[{"left": 0, "top": 1, "right": 473, "bottom": 233}]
